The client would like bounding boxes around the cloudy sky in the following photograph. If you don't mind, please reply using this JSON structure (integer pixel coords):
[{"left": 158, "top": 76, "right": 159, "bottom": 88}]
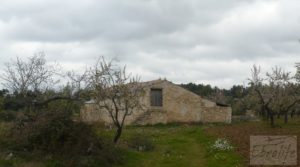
[{"left": 0, "top": 0, "right": 300, "bottom": 88}]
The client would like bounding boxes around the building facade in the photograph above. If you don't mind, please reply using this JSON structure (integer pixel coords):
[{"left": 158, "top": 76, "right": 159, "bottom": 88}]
[{"left": 81, "top": 79, "right": 232, "bottom": 125}]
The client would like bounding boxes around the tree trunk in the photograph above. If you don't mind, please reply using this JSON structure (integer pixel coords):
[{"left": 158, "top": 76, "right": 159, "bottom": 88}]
[
  {"left": 113, "top": 127, "right": 123, "bottom": 144},
  {"left": 291, "top": 110, "right": 295, "bottom": 118},
  {"left": 269, "top": 112, "right": 275, "bottom": 127},
  {"left": 261, "top": 106, "right": 266, "bottom": 118},
  {"left": 266, "top": 108, "right": 270, "bottom": 121},
  {"left": 277, "top": 112, "right": 281, "bottom": 119},
  {"left": 284, "top": 113, "right": 288, "bottom": 124}
]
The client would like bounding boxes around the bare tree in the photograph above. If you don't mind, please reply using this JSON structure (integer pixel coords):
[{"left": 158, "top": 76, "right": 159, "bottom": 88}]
[
  {"left": 296, "top": 62, "right": 300, "bottom": 82},
  {"left": 0, "top": 53, "right": 85, "bottom": 110},
  {"left": 1, "top": 54, "right": 145, "bottom": 143},
  {"left": 86, "top": 57, "right": 144, "bottom": 143},
  {"left": 249, "top": 65, "right": 300, "bottom": 126},
  {"left": 249, "top": 65, "right": 274, "bottom": 125},
  {"left": 66, "top": 69, "right": 89, "bottom": 98},
  {"left": 1, "top": 52, "right": 58, "bottom": 97}
]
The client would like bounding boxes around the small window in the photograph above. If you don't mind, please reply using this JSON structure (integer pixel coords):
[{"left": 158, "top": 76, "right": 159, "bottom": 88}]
[{"left": 150, "top": 88, "right": 163, "bottom": 106}]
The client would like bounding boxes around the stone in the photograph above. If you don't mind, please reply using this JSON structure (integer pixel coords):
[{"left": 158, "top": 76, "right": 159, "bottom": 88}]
[{"left": 80, "top": 79, "right": 232, "bottom": 125}]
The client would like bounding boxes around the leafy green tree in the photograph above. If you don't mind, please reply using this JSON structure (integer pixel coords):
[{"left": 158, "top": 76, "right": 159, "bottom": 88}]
[{"left": 230, "top": 85, "right": 245, "bottom": 98}]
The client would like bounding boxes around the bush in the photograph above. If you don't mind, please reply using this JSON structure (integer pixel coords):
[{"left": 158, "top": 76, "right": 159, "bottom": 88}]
[
  {"left": 0, "top": 110, "right": 16, "bottom": 122},
  {"left": 10, "top": 109, "right": 123, "bottom": 166},
  {"left": 128, "top": 133, "right": 154, "bottom": 152}
]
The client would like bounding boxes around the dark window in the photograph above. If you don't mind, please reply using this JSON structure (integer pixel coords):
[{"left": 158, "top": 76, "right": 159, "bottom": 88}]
[{"left": 150, "top": 88, "right": 163, "bottom": 106}]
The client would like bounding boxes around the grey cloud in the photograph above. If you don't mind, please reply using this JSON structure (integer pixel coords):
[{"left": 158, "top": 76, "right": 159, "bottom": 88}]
[
  {"left": 0, "top": 0, "right": 242, "bottom": 42},
  {"left": 1, "top": 0, "right": 300, "bottom": 89}
]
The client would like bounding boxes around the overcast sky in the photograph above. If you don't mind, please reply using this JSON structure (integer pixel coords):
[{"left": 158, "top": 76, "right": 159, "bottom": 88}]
[{"left": 1, "top": 0, "right": 300, "bottom": 88}]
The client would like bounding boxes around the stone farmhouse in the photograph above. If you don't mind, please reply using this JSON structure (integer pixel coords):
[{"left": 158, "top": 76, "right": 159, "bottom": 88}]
[{"left": 80, "top": 79, "right": 232, "bottom": 125}]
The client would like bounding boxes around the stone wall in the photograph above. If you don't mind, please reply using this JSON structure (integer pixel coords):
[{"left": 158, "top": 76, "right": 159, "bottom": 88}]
[
  {"left": 201, "top": 106, "right": 232, "bottom": 123},
  {"left": 80, "top": 79, "right": 232, "bottom": 125}
]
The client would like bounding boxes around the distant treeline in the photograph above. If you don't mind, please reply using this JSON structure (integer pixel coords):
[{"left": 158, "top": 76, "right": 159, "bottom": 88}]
[
  {"left": 180, "top": 83, "right": 249, "bottom": 99},
  {"left": 179, "top": 83, "right": 252, "bottom": 115}
]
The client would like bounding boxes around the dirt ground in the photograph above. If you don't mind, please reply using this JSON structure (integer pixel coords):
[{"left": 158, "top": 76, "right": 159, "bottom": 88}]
[{"left": 204, "top": 119, "right": 300, "bottom": 167}]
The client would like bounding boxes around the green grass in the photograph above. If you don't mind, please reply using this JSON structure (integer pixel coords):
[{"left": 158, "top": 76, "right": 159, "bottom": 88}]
[
  {"left": 105, "top": 124, "right": 242, "bottom": 167},
  {"left": 0, "top": 122, "right": 242, "bottom": 167},
  {"left": 3, "top": 116, "right": 300, "bottom": 166},
  {"left": 0, "top": 160, "right": 13, "bottom": 167}
]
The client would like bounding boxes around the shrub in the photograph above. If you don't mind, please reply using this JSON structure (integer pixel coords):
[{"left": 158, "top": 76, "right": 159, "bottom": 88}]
[
  {"left": 128, "top": 133, "right": 154, "bottom": 152},
  {"left": 10, "top": 109, "right": 123, "bottom": 166},
  {"left": 0, "top": 110, "right": 16, "bottom": 122}
]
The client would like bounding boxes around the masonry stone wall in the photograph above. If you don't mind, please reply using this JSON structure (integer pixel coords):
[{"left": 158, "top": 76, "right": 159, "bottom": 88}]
[{"left": 80, "top": 79, "right": 232, "bottom": 125}]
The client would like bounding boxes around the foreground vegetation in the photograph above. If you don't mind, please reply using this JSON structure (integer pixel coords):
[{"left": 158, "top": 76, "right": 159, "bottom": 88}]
[
  {"left": 0, "top": 121, "right": 242, "bottom": 167},
  {"left": 1, "top": 112, "right": 300, "bottom": 166}
]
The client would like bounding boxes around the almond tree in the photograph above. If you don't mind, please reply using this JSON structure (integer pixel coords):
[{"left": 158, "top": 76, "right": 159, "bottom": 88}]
[
  {"left": 0, "top": 53, "right": 64, "bottom": 110},
  {"left": 1, "top": 52, "right": 58, "bottom": 97},
  {"left": 86, "top": 57, "right": 144, "bottom": 143},
  {"left": 0, "top": 53, "right": 86, "bottom": 111},
  {"left": 249, "top": 65, "right": 300, "bottom": 126},
  {"left": 296, "top": 62, "right": 300, "bottom": 82}
]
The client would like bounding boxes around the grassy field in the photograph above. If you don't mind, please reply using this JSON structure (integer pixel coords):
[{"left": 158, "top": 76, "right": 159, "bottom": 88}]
[
  {"left": 0, "top": 123, "right": 242, "bottom": 167},
  {"left": 3, "top": 117, "right": 300, "bottom": 167},
  {"left": 98, "top": 124, "right": 242, "bottom": 167}
]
